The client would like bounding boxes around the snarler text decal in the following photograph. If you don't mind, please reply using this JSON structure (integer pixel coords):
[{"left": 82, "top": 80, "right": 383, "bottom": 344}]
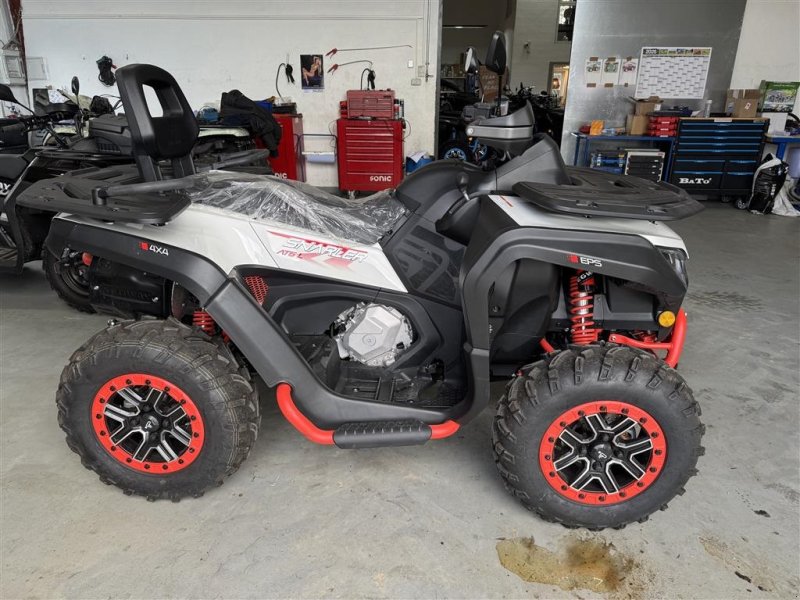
[{"left": 269, "top": 231, "right": 368, "bottom": 264}]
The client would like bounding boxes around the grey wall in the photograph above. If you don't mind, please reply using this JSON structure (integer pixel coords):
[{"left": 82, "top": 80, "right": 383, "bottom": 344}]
[
  {"left": 441, "top": 0, "right": 511, "bottom": 65},
  {"left": 510, "top": 0, "right": 573, "bottom": 91},
  {"left": 561, "top": 0, "right": 748, "bottom": 163}
]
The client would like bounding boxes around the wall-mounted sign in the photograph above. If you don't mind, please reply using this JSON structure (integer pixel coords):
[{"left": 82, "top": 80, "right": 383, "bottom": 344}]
[
  {"left": 635, "top": 47, "right": 712, "bottom": 99},
  {"left": 601, "top": 57, "right": 620, "bottom": 87},
  {"left": 619, "top": 57, "right": 638, "bottom": 87},
  {"left": 584, "top": 57, "right": 602, "bottom": 87},
  {"left": 301, "top": 54, "right": 325, "bottom": 91}
]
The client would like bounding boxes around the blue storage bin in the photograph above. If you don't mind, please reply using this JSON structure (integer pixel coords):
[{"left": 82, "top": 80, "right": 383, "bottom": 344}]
[{"left": 406, "top": 155, "right": 432, "bottom": 173}]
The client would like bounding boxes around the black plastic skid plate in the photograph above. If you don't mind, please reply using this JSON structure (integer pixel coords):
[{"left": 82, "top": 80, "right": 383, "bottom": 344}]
[
  {"left": 16, "top": 167, "right": 190, "bottom": 225},
  {"left": 513, "top": 167, "right": 704, "bottom": 221}
]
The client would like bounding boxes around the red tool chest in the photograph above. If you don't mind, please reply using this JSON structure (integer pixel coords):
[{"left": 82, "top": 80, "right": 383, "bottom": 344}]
[
  {"left": 267, "top": 113, "right": 305, "bottom": 181},
  {"left": 336, "top": 119, "right": 404, "bottom": 193},
  {"left": 346, "top": 90, "right": 396, "bottom": 119}
]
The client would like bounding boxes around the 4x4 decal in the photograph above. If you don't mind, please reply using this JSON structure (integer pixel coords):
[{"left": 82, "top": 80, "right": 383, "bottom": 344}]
[{"left": 139, "top": 241, "right": 169, "bottom": 256}]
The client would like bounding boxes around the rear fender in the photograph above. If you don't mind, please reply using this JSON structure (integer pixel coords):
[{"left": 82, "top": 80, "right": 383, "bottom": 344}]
[{"left": 46, "top": 218, "right": 226, "bottom": 304}]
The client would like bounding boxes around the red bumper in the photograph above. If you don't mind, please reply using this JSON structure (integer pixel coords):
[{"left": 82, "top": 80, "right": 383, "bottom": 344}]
[{"left": 608, "top": 308, "right": 688, "bottom": 368}]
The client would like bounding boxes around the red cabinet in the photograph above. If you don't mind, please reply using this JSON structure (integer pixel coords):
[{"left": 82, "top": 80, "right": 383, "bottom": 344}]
[
  {"left": 268, "top": 114, "right": 305, "bottom": 181},
  {"left": 336, "top": 118, "right": 404, "bottom": 193}
]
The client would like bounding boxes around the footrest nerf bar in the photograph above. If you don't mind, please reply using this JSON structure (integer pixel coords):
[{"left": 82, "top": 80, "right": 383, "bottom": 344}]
[
  {"left": 275, "top": 384, "right": 459, "bottom": 448},
  {"left": 334, "top": 421, "right": 431, "bottom": 449}
]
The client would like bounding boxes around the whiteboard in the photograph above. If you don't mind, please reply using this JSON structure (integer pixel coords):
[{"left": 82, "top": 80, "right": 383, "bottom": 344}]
[{"left": 635, "top": 47, "right": 712, "bottom": 99}]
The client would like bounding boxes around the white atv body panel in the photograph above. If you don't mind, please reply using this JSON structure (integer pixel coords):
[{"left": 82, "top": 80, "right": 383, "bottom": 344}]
[
  {"left": 489, "top": 194, "right": 688, "bottom": 254},
  {"left": 58, "top": 204, "right": 408, "bottom": 293}
]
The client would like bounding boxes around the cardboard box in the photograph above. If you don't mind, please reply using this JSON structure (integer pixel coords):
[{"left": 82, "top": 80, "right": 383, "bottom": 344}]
[
  {"left": 758, "top": 81, "right": 800, "bottom": 113},
  {"left": 626, "top": 114, "right": 649, "bottom": 135},
  {"left": 725, "top": 89, "right": 760, "bottom": 118},
  {"left": 634, "top": 96, "right": 662, "bottom": 116}
]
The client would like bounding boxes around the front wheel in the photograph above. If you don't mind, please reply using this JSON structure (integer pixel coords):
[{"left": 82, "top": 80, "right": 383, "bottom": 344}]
[
  {"left": 492, "top": 344, "right": 704, "bottom": 529},
  {"left": 57, "top": 318, "right": 260, "bottom": 500}
]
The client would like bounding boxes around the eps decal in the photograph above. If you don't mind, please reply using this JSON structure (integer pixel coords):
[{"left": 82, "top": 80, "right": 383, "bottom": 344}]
[{"left": 569, "top": 253, "right": 603, "bottom": 268}]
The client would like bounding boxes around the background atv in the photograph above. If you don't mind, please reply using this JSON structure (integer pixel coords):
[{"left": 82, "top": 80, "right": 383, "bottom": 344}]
[
  {"left": 20, "top": 34, "right": 705, "bottom": 530},
  {"left": 0, "top": 79, "right": 271, "bottom": 314}
]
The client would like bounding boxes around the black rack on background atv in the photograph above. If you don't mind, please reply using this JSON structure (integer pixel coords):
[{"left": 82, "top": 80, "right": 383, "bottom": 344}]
[{"left": 17, "top": 32, "right": 705, "bottom": 530}]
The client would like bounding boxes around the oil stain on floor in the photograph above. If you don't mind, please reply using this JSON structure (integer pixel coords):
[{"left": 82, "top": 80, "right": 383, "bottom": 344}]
[{"left": 496, "top": 536, "right": 646, "bottom": 597}]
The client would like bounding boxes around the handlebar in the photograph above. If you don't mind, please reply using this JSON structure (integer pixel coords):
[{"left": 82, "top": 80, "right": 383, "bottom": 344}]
[
  {"left": 0, "top": 122, "right": 26, "bottom": 136},
  {"left": 0, "top": 112, "right": 74, "bottom": 133},
  {"left": 203, "top": 149, "right": 270, "bottom": 171}
]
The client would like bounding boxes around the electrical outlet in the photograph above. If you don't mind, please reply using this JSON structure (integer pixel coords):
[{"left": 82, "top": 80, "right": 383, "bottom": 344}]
[
  {"left": 411, "top": 78, "right": 421, "bottom": 86},
  {"left": 417, "top": 65, "right": 425, "bottom": 78},
  {"left": 407, "top": 60, "right": 414, "bottom": 68}
]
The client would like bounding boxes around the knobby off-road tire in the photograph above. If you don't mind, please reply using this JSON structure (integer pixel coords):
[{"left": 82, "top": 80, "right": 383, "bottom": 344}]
[
  {"left": 492, "top": 344, "right": 704, "bottom": 529},
  {"left": 43, "top": 247, "right": 95, "bottom": 314},
  {"left": 57, "top": 318, "right": 260, "bottom": 500}
]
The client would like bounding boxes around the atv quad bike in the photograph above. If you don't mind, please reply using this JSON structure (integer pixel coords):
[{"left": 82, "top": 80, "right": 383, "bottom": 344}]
[{"left": 19, "top": 33, "right": 705, "bottom": 529}]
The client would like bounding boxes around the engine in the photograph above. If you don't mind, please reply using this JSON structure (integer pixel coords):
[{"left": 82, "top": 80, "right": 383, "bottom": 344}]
[{"left": 333, "top": 303, "right": 413, "bottom": 367}]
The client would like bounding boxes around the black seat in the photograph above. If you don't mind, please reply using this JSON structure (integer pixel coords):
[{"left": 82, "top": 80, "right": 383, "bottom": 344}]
[
  {"left": 115, "top": 64, "right": 199, "bottom": 182},
  {"left": 0, "top": 155, "right": 29, "bottom": 181}
]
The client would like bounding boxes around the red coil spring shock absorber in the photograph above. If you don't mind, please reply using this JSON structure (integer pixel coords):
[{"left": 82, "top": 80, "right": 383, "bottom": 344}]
[
  {"left": 192, "top": 276, "right": 267, "bottom": 338},
  {"left": 192, "top": 310, "right": 216, "bottom": 335},
  {"left": 568, "top": 271, "right": 601, "bottom": 345}
]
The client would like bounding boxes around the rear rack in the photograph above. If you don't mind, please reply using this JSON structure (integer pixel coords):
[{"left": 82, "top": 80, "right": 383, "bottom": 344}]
[
  {"left": 513, "top": 167, "right": 704, "bottom": 221},
  {"left": 16, "top": 164, "right": 191, "bottom": 225}
]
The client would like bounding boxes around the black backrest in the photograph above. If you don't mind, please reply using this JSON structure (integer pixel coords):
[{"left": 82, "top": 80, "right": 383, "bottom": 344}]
[{"left": 115, "top": 64, "right": 199, "bottom": 181}]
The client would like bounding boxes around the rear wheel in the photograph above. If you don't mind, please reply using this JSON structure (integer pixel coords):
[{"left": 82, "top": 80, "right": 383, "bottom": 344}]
[
  {"left": 492, "top": 344, "right": 704, "bottom": 529},
  {"left": 57, "top": 318, "right": 260, "bottom": 500},
  {"left": 439, "top": 139, "right": 473, "bottom": 162},
  {"left": 43, "top": 246, "right": 94, "bottom": 313}
]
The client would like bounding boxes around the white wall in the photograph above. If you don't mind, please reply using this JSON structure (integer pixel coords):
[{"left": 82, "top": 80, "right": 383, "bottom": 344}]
[
  {"left": 509, "top": 0, "right": 572, "bottom": 91},
  {"left": 730, "top": 0, "right": 800, "bottom": 88},
  {"left": 21, "top": 0, "right": 441, "bottom": 186}
]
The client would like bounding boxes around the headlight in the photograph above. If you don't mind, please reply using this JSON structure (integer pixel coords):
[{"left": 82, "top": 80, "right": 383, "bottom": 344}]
[{"left": 659, "top": 247, "right": 688, "bottom": 286}]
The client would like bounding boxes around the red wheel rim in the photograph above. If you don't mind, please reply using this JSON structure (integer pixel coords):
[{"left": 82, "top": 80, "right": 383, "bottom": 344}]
[
  {"left": 539, "top": 401, "right": 666, "bottom": 505},
  {"left": 91, "top": 374, "right": 204, "bottom": 473}
]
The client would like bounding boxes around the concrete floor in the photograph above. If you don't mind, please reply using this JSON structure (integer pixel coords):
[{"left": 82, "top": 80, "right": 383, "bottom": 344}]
[{"left": 1, "top": 204, "right": 798, "bottom": 599}]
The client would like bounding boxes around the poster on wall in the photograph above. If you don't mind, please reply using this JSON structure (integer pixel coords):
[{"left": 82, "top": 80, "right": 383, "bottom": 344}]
[
  {"left": 584, "top": 57, "right": 602, "bottom": 87},
  {"left": 619, "top": 57, "right": 638, "bottom": 87},
  {"left": 301, "top": 54, "right": 325, "bottom": 91},
  {"left": 634, "top": 47, "right": 712, "bottom": 99},
  {"left": 601, "top": 57, "right": 620, "bottom": 87}
]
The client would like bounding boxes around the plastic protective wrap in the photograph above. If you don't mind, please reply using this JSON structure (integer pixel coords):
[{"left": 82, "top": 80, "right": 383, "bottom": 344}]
[{"left": 186, "top": 171, "right": 407, "bottom": 245}]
